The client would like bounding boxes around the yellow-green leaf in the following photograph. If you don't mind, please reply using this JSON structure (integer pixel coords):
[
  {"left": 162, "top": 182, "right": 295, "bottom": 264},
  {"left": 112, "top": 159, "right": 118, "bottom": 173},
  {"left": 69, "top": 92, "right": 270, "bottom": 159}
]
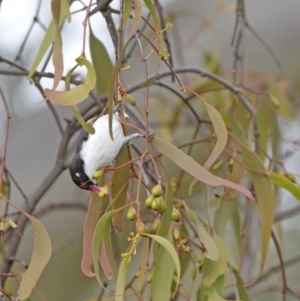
[
  {"left": 190, "top": 98, "right": 228, "bottom": 192},
  {"left": 128, "top": 0, "right": 143, "bottom": 39},
  {"left": 239, "top": 145, "right": 274, "bottom": 270},
  {"left": 198, "top": 225, "right": 219, "bottom": 261},
  {"left": 231, "top": 264, "right": 249, "bottom": 301},
  {"left": 44, "top": 58, "right": 96, "bottom": 106},
  {"left": 206, "top": 287, "right": 241, "bottom": 301},
  {"left": 137, "top": 237, "right": 149, "bottom": 290},
  {"left": 202, "top": 235, "right": 228, "bottom": 287},
  {"left": 269, "top": 173, "right": 300, "bottom": 201},
  {"left": 112, "top": 146, "right": 130, "bottom": 230},
  {"left": 71, "top": 106, "right": 95, "bottom": 134},
  {"left": 17, "top": 216, "right": 52, "bottom": 300},
  {"left": 115, "top": 258, "right": 129, "bottom": 301},
  {"left": 90, "top": 26, "right": 113, "bottom": 96},
  {"left": 151, "top": 136, "right": 253, "bottom": 200},
  {"left": 141, "top": 75, "right": 157, "bottom": 88},
  {"left": 143, "top": 0, "right": 161, "bottom": 32},
  {"left": 143, "top": 234, "right": 181, "bottom": 296},
  {"left": 151, "top": 235, "right": 175, "bottom": 301},
  {"left": 122, "top": 0, "right": 132, "bottom": 27}
]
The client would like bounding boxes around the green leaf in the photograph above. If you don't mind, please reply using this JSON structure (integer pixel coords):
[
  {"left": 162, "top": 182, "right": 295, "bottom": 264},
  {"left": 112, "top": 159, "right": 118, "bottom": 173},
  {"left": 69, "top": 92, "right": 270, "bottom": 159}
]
[
  {"left": 143, "top": 0, "right": 161, "bottom": 32},
  {"left": 190, "top": 98, "right": 228, "bottom": 193},
  {"left": 17, "top": 216, "right": 52, "bottom": 300},
  {"left": 151, "top": 235, "right": 175, "bottom": 301},
  {"left": 231, "top": 264, "right": 249, "bottom": 301},
  {"left": 81, "top": 193, "right": 107, "bottom": 277},
  {"left": 151, "top": 136, "right": 253, "bottom": 200},
  {"left": 206, "top": 287, "right": 240, "bottom": 301},
  {"left": 128, "top": 0, "right": 143, "bottom": 39},
  {"left": 90, "top": 26, "right": 114, "bottom": 96},
  {"left": 202, "top": 235, "right": 228, "bottom": 287},
  {"left": 112, "top": 146, "right": 130, "bottom": 230},
  {"left": 239, "top": 144, "right": 274, "bottom": 270},
  {"left": 197, "top": 225, "right": 219, "bottom": 261},
  {"left": 137, "top": 237, "right": 149, "bottom": 290},
  {"left": 92, "top": 206, "right": 130, "bottom": 289},
  {"left": 115, "top": 258, "right": 129, "bottom": 301},
  {"left": 44, "top": 58, "right": 96, "bottom": 106},
  {"left": 71, "top": 106, "right": 95, "bottom": 134},
  {"left": 143, "top": 234, "right": 181, "bottom": 296},
  {"left": 269, "top": 173, "right": 300, "bottom": 201},
  {"left": 140, "top": 75, "right": 157, "bottom": 88},
  {"left": 122, "top": 0, "right": 132, "bottom": 27}
]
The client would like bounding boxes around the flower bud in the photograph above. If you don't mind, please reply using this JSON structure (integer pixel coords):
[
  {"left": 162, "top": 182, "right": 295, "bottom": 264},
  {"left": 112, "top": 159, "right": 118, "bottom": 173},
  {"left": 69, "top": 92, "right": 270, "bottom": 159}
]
[
  {"left": 151, "top": 184, "right": 163, "bottom": 197},
  {"left": 171, "top": 208, "right": 181, "bottom": 222},
  {"left": 151, "top": 218, "right": 161, "bottom": 234},
  {"left": 127, "top": 207, "right": 137, "bottom": 220},
  {"left": 145, "top": 195, "right": 155, "bottom": 208}
]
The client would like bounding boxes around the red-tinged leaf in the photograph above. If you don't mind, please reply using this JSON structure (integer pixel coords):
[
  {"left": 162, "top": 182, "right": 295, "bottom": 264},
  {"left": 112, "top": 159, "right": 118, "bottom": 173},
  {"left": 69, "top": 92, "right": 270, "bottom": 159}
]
[
  {"left": 81, "top": 193, "right": 107, "bottom": 277},
  {"left": 202, "top": 235, "right": 228, "bottom": 287},
  {"left": 92, "top": 205, "right": 131, "bottom": 289},
  {"left": 99, "top": 244, "right": 113, "bottom": 280},
  {"left": 115, "top": 258, "right": 129, "bottom": 301},
  {"left": 142, "top": 234, "right": 181, "bottom": 296},
  {"left": 89, "top": 26, "right": 113, "bottom": 96},
  {"left": 44, "top": 58, "right": 96, "bottom": 106},
  {"left": 137, "top": 237, "right": 149, "bottom": 290},
  {"left": 102, "top": 225, "right": 117, "bottom": 280},
  {"left": 128, "top": 0, "right": 142, "bottom": 39},
  {"left": 28, "top": 0, "right": 70, "bottom": 79},
  {"left": 151, "top": 136, "right": 253, "bottom": 200},
  {"left": 112, "top": 146, "right": 130, "bottom": 230},
  {"left": 269, "top": 173, "right": 300, "bottom": 201},
  {"left": 190, "top": 98, "right": 228, "bottom": 193},
  {"left": 52, "top": 32, "right": 64, "bottom": 90},
  {"left": 17, "top": 216, "right": 51, "bottom": 300}
]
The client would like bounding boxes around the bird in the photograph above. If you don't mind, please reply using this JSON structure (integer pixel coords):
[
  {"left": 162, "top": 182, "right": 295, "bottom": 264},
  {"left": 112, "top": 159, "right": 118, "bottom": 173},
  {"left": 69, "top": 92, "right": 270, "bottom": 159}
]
[{"left": 69, "top": 103, "right": 144, "bottom": 194}]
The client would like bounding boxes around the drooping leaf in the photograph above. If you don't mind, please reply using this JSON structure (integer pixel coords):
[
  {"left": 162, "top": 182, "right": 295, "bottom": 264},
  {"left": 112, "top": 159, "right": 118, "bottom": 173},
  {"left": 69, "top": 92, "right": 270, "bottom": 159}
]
[
  {"left": 197, "top": 225, "right": 219, "bottom": 261},
  {"left": 143, "top": 0, "right": 161, "bottom": 32},
  {"left": 17, "top": 216, "right": 52, "bottom": 300},
  {"left": 112, "top": 146, "right": 130, "bottom": 230},
  {"left": 44, "top": 58, "right": 96, "bottom": 106},
  {"left": 269, "top": 173, "right": 300, "bottom": 201},
  {"left": 206, "top": 287, "right": 241, "bottom": 301},
  {"left": 202, "top": 235, "right": 228, "bottom": 287},
  {"left": 239, "top": 143, "right": 274, "bottom": 270},
  {"left": 92, "top": 205, "right": 131, "bottom": 289},
  {"left": 89, "top": 26, "right": 114, "bottom": 96},
  {"left": 151, "top": 235, "right": 175, "bottom": 301},
  {"left": 81, "top": 192, "right": 107, "bottom": 277},
  {"left": 128, "top": 0, "right": 143, "bottom": 39},
  {"left": 190, "top": 96, "right": 228, "bottom": 192},
  {"left": 151, "top": 136, "right": 253, "bottom": 200},
  {"left": 122, "top": 0, "right": 132, "bottom": 27},
  {"left": 231, "top": 264, "right": 249, "bottom": 301},
  {"left": 143, "top": 234, "right": 181, "bottom": 296},
  {"left": 115, "top": 258, "right": 129, "bottom": 301},
  {"left": 137, "top": 237, "right": 149, "bottom": 290},
  {"left": 28, "top": 0, "right": 70, "bottom": 79}
]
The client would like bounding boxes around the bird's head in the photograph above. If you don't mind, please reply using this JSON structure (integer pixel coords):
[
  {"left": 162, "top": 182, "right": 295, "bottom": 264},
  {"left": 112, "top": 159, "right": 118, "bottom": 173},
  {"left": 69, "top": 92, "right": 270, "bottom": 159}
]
[{"left": 69, "top": 155, "right": 100, "bottom": 193}]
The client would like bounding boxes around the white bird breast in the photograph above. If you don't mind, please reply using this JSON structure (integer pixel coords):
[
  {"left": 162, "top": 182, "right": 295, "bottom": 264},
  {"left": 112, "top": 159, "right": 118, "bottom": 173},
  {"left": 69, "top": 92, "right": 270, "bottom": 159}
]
[{"left": 80, "top": 114, "right": 125, "bottom": 178}]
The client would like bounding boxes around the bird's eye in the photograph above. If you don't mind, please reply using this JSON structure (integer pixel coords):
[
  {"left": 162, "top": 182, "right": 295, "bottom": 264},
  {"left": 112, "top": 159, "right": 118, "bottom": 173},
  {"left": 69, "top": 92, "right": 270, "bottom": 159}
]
[{"left": 75, "top": 172, "right": 80, "bottom": 177}]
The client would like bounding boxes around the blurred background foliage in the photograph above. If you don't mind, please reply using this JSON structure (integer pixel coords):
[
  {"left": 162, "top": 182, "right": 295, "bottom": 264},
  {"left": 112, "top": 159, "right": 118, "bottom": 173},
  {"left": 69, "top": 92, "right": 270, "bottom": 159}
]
[{"left": 0, "top": 0, "right": 300, "bottom": 300}]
